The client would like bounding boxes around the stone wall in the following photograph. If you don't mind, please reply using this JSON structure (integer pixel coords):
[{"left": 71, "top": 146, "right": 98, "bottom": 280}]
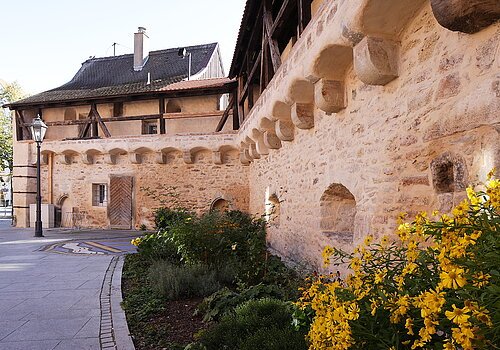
[
  {"left": 13, "top": 133, "right": 248, "bottom": 228},
  {"left": 243, "top": 2, "right": 499, "bottom": 269}
]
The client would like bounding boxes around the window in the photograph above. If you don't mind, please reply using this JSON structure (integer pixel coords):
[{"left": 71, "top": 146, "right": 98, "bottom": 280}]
[
  {"left": 142, "top": 121, "right": 158, "bottom": 134},
  {"left": 92, "top": 184, "right": 107, "bottom": 207},
  {"left": 211, "top": 198, "right": 229, "bottom": 212}
]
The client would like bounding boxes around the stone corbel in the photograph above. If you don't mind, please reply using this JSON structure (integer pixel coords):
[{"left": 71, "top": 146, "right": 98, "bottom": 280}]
[
  {"left": 212, "top": 151, "right": 223, "bottom": 165},
  {"left": 275, "top": 120, "right": 294, "bottom": 141},
  {"left": 315, "top": 79, "right": 346, "bottom": 114},
  {"left": 243, "top": 148, "right": 253, "bottom": 163},
  {"left": 60, "top": 154, "right": 73, "bottom": 165},
  {"left": 129, "top": 152, "right": 142, "bottom": 164},
  {"left": 248, "top": 143, "right": 261, "bottom": 159},
  {"left": 183, "top": 150, "right": 194, "bottom": 164},
  {"left": 263, "top": 131, "right": 282, "bottom": 149},
  {"left": 430, "top": 0, "right": 500, "bottom": 34},
  {"left": 81, "top": 153, "right": 93, "bottom": 165},
  {"left": 354, "top": 37, "right": 399, "bottom": 85},
  {"left": 291, "top": 103, "right": 314, "bottom": 129},
  {"left": 155, "top": 151, "right": 166, "bottom": 164},
  {"left": 104, "top": 154, "right": 116, "bottom": 165},
  {"left": 240, "top": 150, "right": 251, "bottom": 165}
]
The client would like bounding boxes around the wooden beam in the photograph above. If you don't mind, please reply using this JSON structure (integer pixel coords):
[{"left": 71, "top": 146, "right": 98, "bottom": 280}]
[
  {"left": 240, "top": 52, "right": 262, "bottom": 102},
  {"left": 91, "top": 104, "right": 111, "bottom": 138},
  {"left": 263, "top": 6, "right": 282, "bottom": 73},
  {"left": 298, "top": 0, "right": 312, "bottom": 34},
  {"left": 16, "top": 110, "right": 31, "bottom": 141},
  {"left": 215, "top": 94, "right": 235, "bottom": 132},
  {"left": 233, "top": 92, "right": 240, "bottom": 130},
  {"left": 270, "top": 0, "right": 291, "bottom": 35},
  {"left": 22, "top": 112, "right": 226, "bottom": 127},
  {"left": 78, "top": 109, "right": 93, "bottom": 139},
  {"left": 159, "top": 98, "right": 166, "bottom": 134}
]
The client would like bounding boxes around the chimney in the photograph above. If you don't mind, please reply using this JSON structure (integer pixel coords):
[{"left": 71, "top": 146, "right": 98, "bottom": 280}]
[{"left": 134, "top": 27, "right": 148, "bottom": 71}]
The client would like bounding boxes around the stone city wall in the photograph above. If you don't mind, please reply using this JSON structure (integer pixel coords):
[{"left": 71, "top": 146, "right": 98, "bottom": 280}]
[{"left": 240, "top": 1, "right": 499, "bottom": 269}]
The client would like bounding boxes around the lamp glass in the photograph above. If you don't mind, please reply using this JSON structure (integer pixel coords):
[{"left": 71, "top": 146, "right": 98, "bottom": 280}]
[{"left": 30, "top": 115, "right": 48, "bottom": 142}]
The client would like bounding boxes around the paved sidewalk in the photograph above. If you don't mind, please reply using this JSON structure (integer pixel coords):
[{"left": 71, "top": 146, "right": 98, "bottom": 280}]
[{"left": 0, "top": 219, "right": 139, "bottom": 350}]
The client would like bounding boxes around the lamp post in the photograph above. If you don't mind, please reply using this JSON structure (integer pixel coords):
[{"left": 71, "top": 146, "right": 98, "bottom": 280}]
[{"left": 30, "top": 115, "right": 47, "bottom": 237}]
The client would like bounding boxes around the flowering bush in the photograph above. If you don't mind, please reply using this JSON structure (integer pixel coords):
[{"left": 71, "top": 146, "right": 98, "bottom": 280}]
[{"left": 298, "top": 171, "right": 499, "bottom": 349}]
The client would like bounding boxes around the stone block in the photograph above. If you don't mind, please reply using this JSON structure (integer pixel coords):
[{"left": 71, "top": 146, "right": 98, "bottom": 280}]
[
  {"left": 291, "top": 103, "right": 314, "bottom": 129},
  {"left": 275, "top": 120, "right": 294, "bottom": 141},
  {"left": 354, "top": 37, "right": 399, "bottom": 85},
  {"left": 314, "top": 79, "right": 346, "bottom": 114}
]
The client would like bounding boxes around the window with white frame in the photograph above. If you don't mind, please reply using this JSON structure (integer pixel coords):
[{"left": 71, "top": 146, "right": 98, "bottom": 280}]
[{"left": 92, "top": 184, "right": 108, "bottom": 207}]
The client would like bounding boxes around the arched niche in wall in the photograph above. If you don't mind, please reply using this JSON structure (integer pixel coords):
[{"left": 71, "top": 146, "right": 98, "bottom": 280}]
[
  {"left": 430, "top": 152, "right": 468, "bottom": 213},
  {"left": 430, "top": 152, "right": 467, "bottom": 194},
  {"left": 211, "top": 198, "right": 229, "bottom": 212},
  {"left": 64, "top": 108, "right": 77, "bottom": 121},
  {"left": 166, "top": 100, "right": 182, "bottom": 113},
  {"left": 320, "top": 183, "right": 356, "bottom": 244}
]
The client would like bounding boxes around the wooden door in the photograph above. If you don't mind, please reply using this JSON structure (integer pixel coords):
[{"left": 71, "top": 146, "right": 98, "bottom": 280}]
[{"left": 108, "top": 176, "right": 133, "bottom": 229}]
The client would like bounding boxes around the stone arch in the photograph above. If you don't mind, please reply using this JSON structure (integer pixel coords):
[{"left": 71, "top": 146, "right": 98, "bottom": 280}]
[
  {"left": 58, "top": 194, "right": 74, "bottom": 228},
  {"left": 60, "top": 149, "right": 79, "bottom": 165},
  {"left": 64, "top": 108, "right": 77, "bottom": 121},
  {"left": 40, "top": 150, "right": 54, "bottom": 165},
  {"left": 190, "top": 146, "right": 212, "bottom": 163},
  {"left": 166, "top": 100, "right": 182, "bottom": 113},
  {"left": 211, "top": 198, "right": 229, "bottom": 212},
  {"left": 361, "top": 0, "right": 426, "bottom": 37},
  {"left": 320, "top": 183, "right": 356, "bottom": 243},
  {"left": 430, "top": 152, "right": 467, "bottom": 193},
  {"left": 311, "top": 45, "right": 353, "bottom": 81},
  {"left": 159, "top": 147, "right": 183, "bottom": 164},
  {"left": 218, "top": 145, "right": 240, "bottom": 164}
]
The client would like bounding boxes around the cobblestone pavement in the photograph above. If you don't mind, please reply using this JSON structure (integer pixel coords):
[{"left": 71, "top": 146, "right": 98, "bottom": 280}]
[{"left": 0, "top": 219, "right": 139, "bottom": 350}]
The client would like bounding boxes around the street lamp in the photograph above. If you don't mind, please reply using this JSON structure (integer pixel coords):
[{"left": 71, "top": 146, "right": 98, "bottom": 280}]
[{"left": 30, "top": 115, "right": 47, "bottom": 237}]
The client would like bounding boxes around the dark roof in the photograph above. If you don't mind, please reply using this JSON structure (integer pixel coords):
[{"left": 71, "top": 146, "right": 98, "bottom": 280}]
[{"left": 9, "top": 43, "right": 219, "bottom": 108}]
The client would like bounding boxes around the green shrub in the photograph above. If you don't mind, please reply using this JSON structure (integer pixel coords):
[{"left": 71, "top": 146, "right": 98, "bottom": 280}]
[
  {"left": 154, "top": 207, "right": 192, "bottom": 231},
  {"left": 199, "top": 298, "right": 307, "bottom": 350},
  {"left": 169, "top": 210, "right": 267, "bottom": 283},
  {"left": 149, "top": 261, "right": 233, "bottom": 300},
  {"left": 134, "top": 231, "right": 182, "bottom": 263},
  {"left": 197, "top": 283, "right": 287, "bottom": 322}
]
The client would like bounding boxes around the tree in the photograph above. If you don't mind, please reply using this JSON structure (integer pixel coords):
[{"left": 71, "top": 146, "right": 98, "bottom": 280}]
[{"left": 0, "top": 81, "right": 25, "bottom": 172}]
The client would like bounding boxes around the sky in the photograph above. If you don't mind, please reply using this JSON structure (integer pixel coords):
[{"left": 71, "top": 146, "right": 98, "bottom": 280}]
[{"left": 0, "top": 0, "right": 247, "bottom": 95}]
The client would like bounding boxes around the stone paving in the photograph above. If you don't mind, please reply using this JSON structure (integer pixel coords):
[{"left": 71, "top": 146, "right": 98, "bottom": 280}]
[{"left": 0, "top": 219, "right": 139, "bottom": 350}]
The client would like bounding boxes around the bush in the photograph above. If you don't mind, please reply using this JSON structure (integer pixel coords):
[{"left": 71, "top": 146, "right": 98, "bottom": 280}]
[
  {"left": 169, "top": 210, "right": 267, "bottom": 283},
  {"left": 154, "top": 207, "right": 192, "bottom": 231},
  {"left": 197, "top": 283, "right": 287, "bottom": 322},
  {"left": 199, "top": 298, "right": 308, "bottom": 350},
  {"left": 298, "top": 174, "right": 500, "bottom": 350},
  {"left": 149, "top": 261, "right": 235, "bottom": 300},
  {"left": 132, "top": 231, "right": 182, "bottom": 263}
]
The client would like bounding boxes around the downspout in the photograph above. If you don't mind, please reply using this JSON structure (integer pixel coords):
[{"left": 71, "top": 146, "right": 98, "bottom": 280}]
[{"left": 48, "top": 152, "right": 53, "bottom": 204}]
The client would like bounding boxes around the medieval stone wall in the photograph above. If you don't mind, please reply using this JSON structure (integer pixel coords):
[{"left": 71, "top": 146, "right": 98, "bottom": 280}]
[{"left": 245, "top": 3, "right": 499, "bottom": 269}]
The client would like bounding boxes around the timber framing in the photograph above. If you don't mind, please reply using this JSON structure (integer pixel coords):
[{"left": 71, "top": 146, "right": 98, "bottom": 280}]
[{"left": 229, "top": 0, "right": 313, "bottom": 126}]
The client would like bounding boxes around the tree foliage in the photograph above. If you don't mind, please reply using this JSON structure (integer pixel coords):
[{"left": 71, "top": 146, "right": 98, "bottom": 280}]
[{"left": 0, "top": 81, "right": 25, "bottom": 171}]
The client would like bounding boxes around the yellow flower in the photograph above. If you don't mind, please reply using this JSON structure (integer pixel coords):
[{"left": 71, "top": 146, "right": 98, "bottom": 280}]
[
  {"left": 374, "top": 268, "right": 387, "bottom": 284},
  {"left": 440, "top": 268, "right": 467, "bottom": 289},
  {"left": 472, "top": 272, "right": 490, "bottom": 288},
  {"left": 405, "top": 317, "right": 414, "bottom": 335},
  {"left": 446, "top": 304, "right": 471, "bottom": 326},
  {"left": 364, "top": 234, "right": 373, "bottom": 246},
  {"left": 443, "top": 341, "right": 456, "bottom": 350}
]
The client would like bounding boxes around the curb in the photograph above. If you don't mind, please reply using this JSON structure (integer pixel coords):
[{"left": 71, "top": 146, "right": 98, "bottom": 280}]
[{"left": 100, "top": 256, "right": 135, "bottom": 350}]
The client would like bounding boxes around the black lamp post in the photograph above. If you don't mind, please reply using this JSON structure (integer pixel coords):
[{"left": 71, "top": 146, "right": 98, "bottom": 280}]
[{"left": 30, "top": 115, "right": 47, "bottom": 237}]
